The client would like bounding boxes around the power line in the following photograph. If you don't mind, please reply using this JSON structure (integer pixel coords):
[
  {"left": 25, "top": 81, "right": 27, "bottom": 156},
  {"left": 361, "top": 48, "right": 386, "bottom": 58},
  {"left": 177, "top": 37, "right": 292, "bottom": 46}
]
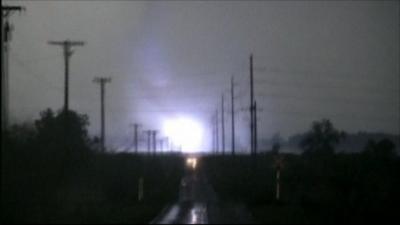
[
  {"left": 9, "top": 52, "right": 63, "bottom": 91},
  {"left": 255, "top": 78, "right": 397, "bottom": 94},
  {"left": 256, "top": 106, "right": 397, "bottom": 123},
  {"left": 10, "top": 50, "right": 102, "bottom": 108},
  {"left": 257, "top": 92, "right": 396, "bottom": 105}
]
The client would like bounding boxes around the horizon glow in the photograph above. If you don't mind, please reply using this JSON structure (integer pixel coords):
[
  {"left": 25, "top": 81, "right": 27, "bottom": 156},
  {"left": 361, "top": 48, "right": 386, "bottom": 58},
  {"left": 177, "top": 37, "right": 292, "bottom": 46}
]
[{"left": 162, "top": 116, "right": 204, "bottom": 152}]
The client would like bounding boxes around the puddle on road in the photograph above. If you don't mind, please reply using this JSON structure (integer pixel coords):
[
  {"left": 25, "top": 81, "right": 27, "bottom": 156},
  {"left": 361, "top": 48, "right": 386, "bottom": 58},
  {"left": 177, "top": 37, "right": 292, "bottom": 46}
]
[{"left": 187, "top": 203, "right": 208, "bottom": 224}]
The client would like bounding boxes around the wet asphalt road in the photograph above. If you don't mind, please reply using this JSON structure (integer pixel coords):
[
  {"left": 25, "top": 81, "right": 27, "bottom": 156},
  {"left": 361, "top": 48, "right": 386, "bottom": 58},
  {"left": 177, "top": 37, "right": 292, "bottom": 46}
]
[{"left": 151, "top": 168, "right": 254, "bottom": 224}]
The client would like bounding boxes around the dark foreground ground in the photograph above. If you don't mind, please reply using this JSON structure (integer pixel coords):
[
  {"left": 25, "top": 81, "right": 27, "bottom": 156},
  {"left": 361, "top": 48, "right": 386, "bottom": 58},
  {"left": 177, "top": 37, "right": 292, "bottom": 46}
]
[
  {"left": 1, "top": 151, "right": 184, "bottom": 224},
  {"left": 2, "top": 145, "right": 399, "bottom": 224},
  {"left": 202, "top": 154, "right": 400, "bottom": 224},
  {"left": 151, "top": 166, "right": 254, "bottom": 224}
]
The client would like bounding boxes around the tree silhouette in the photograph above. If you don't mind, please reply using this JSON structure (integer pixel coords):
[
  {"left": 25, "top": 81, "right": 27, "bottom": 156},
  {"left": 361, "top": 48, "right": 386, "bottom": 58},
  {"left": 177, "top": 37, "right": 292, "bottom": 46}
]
[
  {"left": 34, "top": 108, "right": 92, "bottom": 162},
  {"left": 363, "top": 138, "right": 396, "bottom": 158},
  {"left": 300, "top": 119, "right": 346, "bottom": 155},
  {"left": 270, "top": 132, "right": 282, "bottom": 154}
]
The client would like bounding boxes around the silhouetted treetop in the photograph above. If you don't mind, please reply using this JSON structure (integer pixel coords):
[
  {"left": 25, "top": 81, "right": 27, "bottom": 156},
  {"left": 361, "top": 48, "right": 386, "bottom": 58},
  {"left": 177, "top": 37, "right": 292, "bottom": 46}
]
[
  {"left": 363, "top": 138, "right": 396, "bottom": 158},
  {"left": 34, "top": 108, "right": 90, "bottom": 151},
  {"left": 300, "top": 119, "right": 346, "bottom": 155}
]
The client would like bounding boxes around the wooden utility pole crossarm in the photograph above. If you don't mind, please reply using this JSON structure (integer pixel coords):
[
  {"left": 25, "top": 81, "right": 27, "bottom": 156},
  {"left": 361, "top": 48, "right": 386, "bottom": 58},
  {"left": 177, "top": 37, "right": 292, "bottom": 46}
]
[
  {"left": 2, "top": 6, "right": 25, "bottom": 15},
  {"left": 48, "top": 40, "right": 85, "bottom": 112}
]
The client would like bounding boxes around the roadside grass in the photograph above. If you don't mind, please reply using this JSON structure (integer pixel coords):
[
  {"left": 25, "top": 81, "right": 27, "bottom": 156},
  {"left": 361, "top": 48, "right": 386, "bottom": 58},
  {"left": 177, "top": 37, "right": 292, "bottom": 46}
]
[
  {"left": 1, "top": 145, "right": 184, "bottom": 224},
  {"left": 202, "top": 153, "right": 400, "bottom": 224}
]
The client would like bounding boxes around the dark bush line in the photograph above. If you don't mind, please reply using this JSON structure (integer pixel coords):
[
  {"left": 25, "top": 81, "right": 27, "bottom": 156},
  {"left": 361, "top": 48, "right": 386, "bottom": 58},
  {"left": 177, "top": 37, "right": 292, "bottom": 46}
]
[
  {"left": 1, "top": 143, "right": 184, "bottom": 224},
  {"left": 202, "top": 153, "right": 400, "bottom": 224},
  {"left": 1, "top": 109, "right": 184, "bottom": 224}
]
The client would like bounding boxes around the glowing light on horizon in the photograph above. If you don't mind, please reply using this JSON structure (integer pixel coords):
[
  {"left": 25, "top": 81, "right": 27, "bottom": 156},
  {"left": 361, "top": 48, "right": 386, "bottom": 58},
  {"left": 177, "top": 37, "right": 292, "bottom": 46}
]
[{"left": 163, "top": 117, "right": 204, "bottom": 152}]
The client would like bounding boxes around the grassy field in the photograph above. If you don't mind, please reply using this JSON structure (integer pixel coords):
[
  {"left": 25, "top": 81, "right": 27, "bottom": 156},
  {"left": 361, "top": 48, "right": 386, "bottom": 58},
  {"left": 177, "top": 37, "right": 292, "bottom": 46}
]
[
  {"left": 1, "top": 111, "right": 186, "bottom": 224},
  {"left": 202, "top": 153, "right": 400, "bottom": 224},
  {"left": 1, "top": 147, "right": 184, "bottom": 224}
]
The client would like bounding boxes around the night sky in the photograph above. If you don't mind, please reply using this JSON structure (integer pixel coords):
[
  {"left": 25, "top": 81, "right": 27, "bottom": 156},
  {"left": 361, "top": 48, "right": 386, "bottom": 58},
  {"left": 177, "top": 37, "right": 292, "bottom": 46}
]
[{"left": 5, "top": 0, "right": 399, "bottom": 151}]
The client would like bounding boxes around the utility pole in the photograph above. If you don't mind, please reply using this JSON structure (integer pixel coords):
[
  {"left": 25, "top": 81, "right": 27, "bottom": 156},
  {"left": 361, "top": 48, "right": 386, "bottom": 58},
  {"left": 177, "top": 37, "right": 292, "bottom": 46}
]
[
  {"left": 221, "top": 94, "right": 225, "bottom": 155},
  {"left": 165, "top": 137, "right": 170, "bottom": 152},
  {"left": 159, "top": 139, "right": 163, "bottom": 152},
  {"left": 231, "top": 76, "right": 236, "bottom": 155},
  {"left": 93, "top": 77, "right": 111, "bottom": 152},
  {"left": 2, "top": 5, "right": 25, "bottom": 132},
  {"left": 134, "top": 123, "right": 140, "bottom": 153},
  {"left": 48, "top": 39, "right": 85, "bottom": 112},
  {"left": 249, "top": 54, "right": 255, "bottom": 156},
  {"left": 144, "top": 130, "right": 151, "bottom": 154},
  {"left": 211, "top": 115, "right": 215, "bottom": 153},
  {"left": 212, "top": 113, "right": 217, "bottom": 154},
  {"left": 159, "top": 138, "right": 167, "bottom": 153},
  {"left": 254, "top": 101, "right": 258, "bottom": 154},
  {"left": 151, "top": 130, "right": 158, "bottom": 155},
  {"left": 215, "top": 109, "right": 219, "bottom": 154},
  {"left": 130, "top": 123, "right": 141, "bottom": 153}
]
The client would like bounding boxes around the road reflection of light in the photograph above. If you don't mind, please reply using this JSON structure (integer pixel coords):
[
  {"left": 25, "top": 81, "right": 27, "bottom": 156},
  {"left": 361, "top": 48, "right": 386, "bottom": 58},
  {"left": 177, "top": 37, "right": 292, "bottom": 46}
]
[
  {"left": 188, "top": 203, "right": 207, "bottom": 224},
  {"left": 190, "top": 209, "right": 198, "bottom": 224}
]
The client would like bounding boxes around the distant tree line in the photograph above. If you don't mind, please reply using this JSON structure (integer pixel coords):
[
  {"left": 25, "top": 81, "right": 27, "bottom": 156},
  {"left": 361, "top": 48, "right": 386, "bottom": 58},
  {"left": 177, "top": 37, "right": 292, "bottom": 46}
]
[
  {"left": 203, "top": 118, "right": 399, "bottom": 224},
  {"left": 259, "top": 119, "right": 399, "bottom": 155}
]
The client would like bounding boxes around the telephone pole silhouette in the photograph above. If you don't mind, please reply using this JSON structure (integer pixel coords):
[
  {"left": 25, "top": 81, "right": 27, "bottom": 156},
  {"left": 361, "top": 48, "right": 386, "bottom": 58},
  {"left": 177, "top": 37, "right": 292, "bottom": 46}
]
[
  {"left": 159, "top": 138, "right": 168, "bottom": 152},
  {"left": 249, "top": 54, "right": 256, "bottom": 156},
  {"left": 144, "top": 130, "right": 152, "bottom": 154},
  {"left": 48, "top": 40, "right": 85, "bottom": 112},
  {"left": 161, "top": 137, "right": 170, "bottom": 152},
  {"left": 254, "top": 101, "right": 258, "bottom": 153},
  {"left": 151, "top": 130, "right": 158, "bottom": 155},
  {"left": 93, "top": 77, "right": 111, "bottom": 152},
  {"left": 159, "top": 139, "right": 163, "bottom": 152},
  {"left": 2, "top": 5, "right": 25, "bottom": 131},
  {"left": 221, "top": 94, "right": 226, "bottom": 155},
  {"left": 231, "top": 76, "right": 236, "bottom": 155},
  {"left": 211, "top": 114, "right": 216, "bottom": 153},
  {"left": 130, "top": 123, "right": 141, "bottom": 153},
  {"left": 165, "top": 137, "right": 170, "bottom": 152},
  {"left": 215, "top": 109, "right": 219, "bottom": 154}
]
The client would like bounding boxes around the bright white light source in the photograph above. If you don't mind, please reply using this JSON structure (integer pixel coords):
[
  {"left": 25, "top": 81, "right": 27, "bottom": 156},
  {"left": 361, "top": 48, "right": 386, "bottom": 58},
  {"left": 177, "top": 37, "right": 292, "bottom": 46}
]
[
  {"left": 163, "top": 117, "right": 203, "bottom": 152},
  {"left": 186, "top": 157, "right": 198, "bottom": 169}
]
